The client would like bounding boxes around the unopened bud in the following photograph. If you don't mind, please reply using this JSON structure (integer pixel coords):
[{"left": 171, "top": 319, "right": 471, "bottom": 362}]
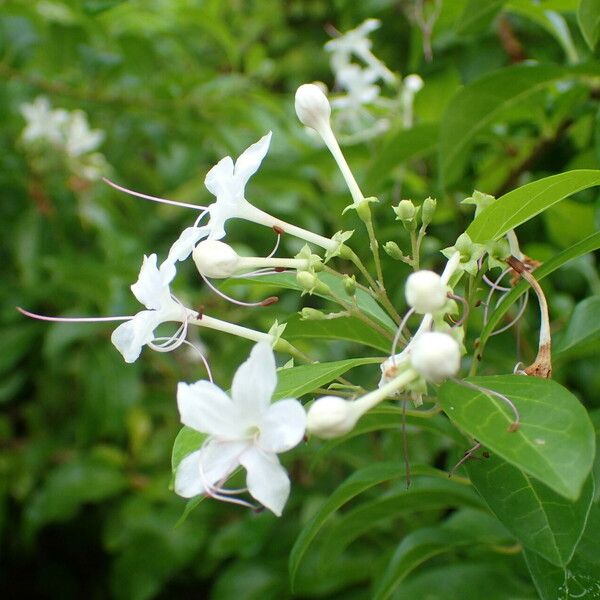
[
  {"left": 384, "top": 241, "right": 404, "bottom": 260},
  {"left": 295, "top": 84, "right": 331, "bottom": 132},
  {"left": 193, "top": 240, "right": 239, "bottom": 278},
  {"left": 410, "top": 332, "right": 460, "bottom": 383},
  {"left": 405, "top": 270, "right": 447, "bottom": 314},
  {"left": 394, "top": 199, "right": 416, "bottom": 221},
  {"left": 296, "top": 270, "right": 317, "bottom": 291},
  {"left": 404, "top": 74, "right": 424, "bottom": 93},
  {"left": 306, "top": 396, "right": 357, "bottom": 439},
  {"left": 301, "top": 308, "right": 326, "bottom": 320},
  {"left": 421, "top": 197, "right": 436, "bottom": 227},
  {"left": 343, "top": 274, "right": 356, "bottom": 297}
]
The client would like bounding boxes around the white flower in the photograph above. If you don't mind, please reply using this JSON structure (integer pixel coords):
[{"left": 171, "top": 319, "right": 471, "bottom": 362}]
[
  {"left": 63, "top": 110, "right": 104, "bottom": 157},
  {"left": 111, "top": 254, "right": 196, "bottom": 363},
  {"left": 174, "top": 342, "right": 307, "bottom": 516},
  {"left": 331, "top": 64, "right": 381, "bottom": 109},
  {"left": 204, "top": 132, "right": 273, "bottom": 240},
  {"left": 20, "top": 96, "right": 69, "bottom": 145},
  {"left": 410, "top": 331, "right": 460, "bottom": 383},
  {"left": 405, "top": 270, "right": 448, "bottom": 314}
]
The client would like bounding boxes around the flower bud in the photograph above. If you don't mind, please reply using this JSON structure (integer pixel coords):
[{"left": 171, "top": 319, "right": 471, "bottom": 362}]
[
  {"left": 343, "top": 274, "right": 356, "bottom": 297},
  {"left": 296, "top": 270, "right": 317, "bottom": 291},
  {"left": 421, "top": 197, "right": 436, "bottom": 227},
  {"left": 295, "top": 84, "right": 331, "bottom": 132},
  {"left": 301, "top": 308, "right": 326, "bottom": 320},
  {"left": 384, "top": 241, "right": 404, "bottom": 260},
  {"left": 192, "top": 240, "right": 240, "bottom": 279},
  {"left": 306, "top": 396, "right": 357, "bottom": 439},
  {"left": 410, "top": 332, "right": 460, "bottom": 383},
  {"left": 394, "top": 199, "right": 416, "bottom": 221},
  {"left": 405, "top": 270, "right": 448, "bottom": 314},
  {"left": 403, "top": 74, "right": 424, "bottom": 93}
]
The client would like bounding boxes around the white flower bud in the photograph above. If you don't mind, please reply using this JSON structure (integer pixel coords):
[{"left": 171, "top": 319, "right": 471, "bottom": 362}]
[
  {"left": 404, "top": 74, "right": 424, "bottom": 93},
  {"left": 410, "top": 332, "right": 460, "bottom": 383},
  {"left": 192, "top": 240, "right": 240, "bottom": 278},
  {"left": 405, "top": 270, "right": 448, "bottom": 314},
  {"left": 306, "top": 396, "right": 357, "bottom": 439},
  {"left": 295, "top": 84, "right": 331, "bottom": 131}
]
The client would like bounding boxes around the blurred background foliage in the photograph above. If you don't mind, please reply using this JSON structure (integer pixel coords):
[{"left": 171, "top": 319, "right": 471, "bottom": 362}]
[{"left": 1, "top": 0, "right": 599, "bottom": 598}]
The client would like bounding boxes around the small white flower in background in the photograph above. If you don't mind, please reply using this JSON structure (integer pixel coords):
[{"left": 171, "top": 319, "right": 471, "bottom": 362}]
[
  {"left": 331, "top": 64, "right": 381, "bottom": 111},
  {"left": 175, "top": 342, "right": 306, "bottom": 516},
  {"left": 111, "top": 254, "right": 197, "bottom": 363},
  {"left": 63, "top": 110, "right": 105, "bottom": 157},
  {"left": 20, "top": 96, "right": 69, "bottom": 145}
]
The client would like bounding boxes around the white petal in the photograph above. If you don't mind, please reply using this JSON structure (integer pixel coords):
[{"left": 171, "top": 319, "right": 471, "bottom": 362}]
[
  {"left": 233, "top": 132, "right": 272, "bottom": 186},
  {"left": 177, "top": 380, "right": 244, "bottom": 438},
  {"left": 204, "top": 156, "right": 234, "bottom": 198},
  {"left": 231, "top": 342, "right": 277, "bottom": 417},
  {"left": 111, "top": 311, "right": 159, "bottom": 363},
  {"left": 160, "top": 226, "right": 210, "bottom": 281},
  {"left": 258, "top": 399, "right": 306, "bottom": 453},
  {"left": 174, "top": 449, "right": 205, "bottom": 498},
  {"left": 131, "top": 254, "right": 169, "bottom": 310},
  {"left": 174, "top": 440, "right": 247, "bottom": 499},
  {"left": 239, "top": 447, "right": 290, "bottom": 516}
]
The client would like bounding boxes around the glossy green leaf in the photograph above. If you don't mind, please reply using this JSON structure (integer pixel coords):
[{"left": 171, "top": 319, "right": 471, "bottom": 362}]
[
  {"left": 578, "top": 0, "right": 600, "bottom": 50},
  {"left": 439, "top": 376, "right": 595, "bottom": 499},
  {"left": 466, "top": 170, "right": 600, "bottom": 243},
  {"left": 364, "top": 123, "right": 438, "bottom": 190},
  {"left": 466, "top": 454, "right": 594, "bottom": 566},
  {"left": 455, "top": 0, "right": 506, "bottom": 34},
  {"left": 373, "top": 512, "right": 512, "bottom": 600},
  {"left": 480, "top": 231, "right": 600, "bottom": 351},
  {"left": 555, "top": 296, "right": 600, "bottom": 359},
  {"left": 440, "top": 64, "right": 600, "bottom": 183},
  {"left": 288, "top": 463, "right": 445, "bottom": 587},
  {"left": 273, "top": 356, "right": 381, "bottom": 400},
  {"left": 319, "top": 477, "right": 484, "bottom": 566},
  {"left": 282, "top": 314, "right": 391, "bottom": 353},
  {"left": 230, "top": 272, "right": 396, "bottom": 331}
]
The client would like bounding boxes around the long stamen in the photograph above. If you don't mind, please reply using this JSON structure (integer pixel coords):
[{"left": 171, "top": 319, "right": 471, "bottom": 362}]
[
  {"left": 148, "top": 321, "right": 188, "bottom": 352},
  {"left": 483, "top": 272, "right": 511, "bottom": 293},
  {"left": 266, "top": 231, "right": 282, "bottom": 259},
  {"left": 489, "top": 291, "right": 529, "bottom": 337},
  {"left": 17, "top": 307, "right": 132, "bottom": 322},
  {"left": 198, "top": 458, "right": 257, "bottom": 510},
  {"left": 455, "top": 378, "right": 520, "bottom": 431},
  {"left": 448, "top": 292, "right": 469, "bottom": 328},
  {"left": 103, "top": 177, "right": 208, "bottom": 211},
  {"left": 200, "top": 272, "right": 278, "bottom": 308},
  {"left": 193, "top": 209, "right": 210, "bottom": 228},
  {"left": 483, "top": 268, "right": 511, "bottom": 325},
  {"left": 391, "top": 307, "right": 415, "bottom": 358},
  {"left": 449, "top": 441, "right": 482, "bottom": 477}
]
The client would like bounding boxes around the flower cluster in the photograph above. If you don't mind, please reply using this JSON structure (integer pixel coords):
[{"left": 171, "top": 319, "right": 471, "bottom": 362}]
[{"left": 19, "top": 96, "right": 108, "bottom": 180}]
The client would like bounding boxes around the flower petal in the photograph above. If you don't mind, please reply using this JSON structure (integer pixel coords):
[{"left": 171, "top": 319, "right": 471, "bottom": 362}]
[
  {"left": 231, "top": 342, "right": 277, "bottom": 417},
  {"left": 131, "top": 254, "right": 170, "bottom": 310},
  {"left": 111, "top": 311, "right": 160, "bottom": 363},
  {"left": 160, "top": 226, "right": 210, "bottom": 282},
  {"left": 233, "top": 132, "right": 272, "bottom": 187},
  {"left": 174, "top": 439, "right": 247, "bottom": 499},
  {"left": 204, "top": 155, "right": 235, "bottom": 198},
  {"left": 177, "top": 380, "right": 244, "bottom": 438},
  {"left": 258, "top": 399, "right": 306, "bottom": 453},
  {"left": 239, "top": 447, "right": 290, "bottom": 516}
]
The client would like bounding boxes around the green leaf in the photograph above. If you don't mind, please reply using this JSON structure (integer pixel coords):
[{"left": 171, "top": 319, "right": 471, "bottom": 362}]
[
  {"left": 288, "top": 463, "right": 445, "bottom": 587},
  {"left": 524, "top": 548, "right": 600, "bottom": 599},
  {"left": 171, "top": 426, "right": 207, "bottom": 472},
  {"left": 578, "top": 0, "right": 600, "bottom": 50},
  {"left": 364, "top": 123, "right": 438, "bottom": 190},
  {"left": 466, "top": 170, "right": 600, "bottom": 243},
  {"left": 466, "top": 454, "right": 594, "bottom": 566},
  {"left": 439, "top": 64, "right": 600, "bottom": 183},
  {"left": 438, "top": 376, "right": 595, "bottom": 500},
  {"left": 555, "top": 296, "right": 600, "bottom": 359},
  {"left": 282, "top": 314, "right": 391, "bottom": 353},
  {"left": 455, "top": 0, "right": 506, "bottom": 34},
  {"left": 319, "top": 477, "right": 484, "bottom": 567},
  {"left": 373, "top": 513, "right": 512, "bottom": 600},
  {"left": 273, "top": 356, "right": 381, "bottom": 400},
  {"left": 480, "top": 231, "right": 600, "bottom": 351},
  {"left": 229, "top": 272, "right": 396, "bottom": 331}
]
